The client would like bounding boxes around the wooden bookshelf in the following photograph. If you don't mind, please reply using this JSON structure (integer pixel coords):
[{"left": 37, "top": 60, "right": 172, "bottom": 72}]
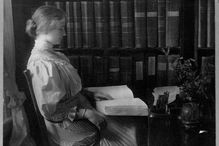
[
  {"left": 194, "top": 0, "right": 215, "bottom": 63},
  {"left": 13, "top": 0, "right": 213, "bottom": 93}
]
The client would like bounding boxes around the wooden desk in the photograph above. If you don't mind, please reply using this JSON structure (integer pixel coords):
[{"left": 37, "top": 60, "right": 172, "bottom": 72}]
[
  {"left": 148, "top": 115, "right": 215, "bottom": 146},
  {"left": 108, "top": 116, "right": 148, "bottom": 146},
  {"left": 106, "top": 114, "right": 215, "bottom": 146}
]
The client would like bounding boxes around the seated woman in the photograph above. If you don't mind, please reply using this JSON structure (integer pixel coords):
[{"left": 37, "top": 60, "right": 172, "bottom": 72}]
[{"left": 26, "top": 5, "right": 137, "bottom": 146}]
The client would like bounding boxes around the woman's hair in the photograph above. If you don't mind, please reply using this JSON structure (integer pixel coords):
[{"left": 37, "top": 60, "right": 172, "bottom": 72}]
[{"left": 25, "top": 5, "right": 66, "bottom": 38}]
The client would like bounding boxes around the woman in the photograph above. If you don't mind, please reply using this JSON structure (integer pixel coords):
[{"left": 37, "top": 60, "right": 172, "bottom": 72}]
[{"left": 26, "top": 5, "right": 136, "bottom": 146}]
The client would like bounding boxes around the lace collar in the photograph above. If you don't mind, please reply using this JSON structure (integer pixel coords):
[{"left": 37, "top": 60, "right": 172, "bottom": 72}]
[
  {"left": 32, "top": 36, "right": 54, "bottom": 52},
  {"left": 28, "top": 37, "right": 69, "bottom": 66}
]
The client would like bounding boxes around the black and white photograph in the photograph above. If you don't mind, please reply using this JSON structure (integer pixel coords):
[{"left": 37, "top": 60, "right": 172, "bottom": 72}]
[{"left": 3, "top": 0, "right": 218, "bottom": 145}]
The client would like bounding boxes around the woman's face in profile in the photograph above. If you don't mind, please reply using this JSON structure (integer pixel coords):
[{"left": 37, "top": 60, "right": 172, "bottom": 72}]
[{"left": 45, "top": 19, "right": 66, "bottom": 45}]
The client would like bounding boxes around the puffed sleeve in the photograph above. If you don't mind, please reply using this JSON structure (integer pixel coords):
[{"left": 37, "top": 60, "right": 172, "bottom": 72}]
[{"left": 28, "top": 59, "right": 77, "bottom": 123}]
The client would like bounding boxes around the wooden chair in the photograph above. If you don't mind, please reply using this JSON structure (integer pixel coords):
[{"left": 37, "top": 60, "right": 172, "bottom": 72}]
[
  {"left": 23, "top": 69, "right": 50, "bottom": 146},
  {"left": 24, "top": 69, "right": 100, "bottom": 146}
]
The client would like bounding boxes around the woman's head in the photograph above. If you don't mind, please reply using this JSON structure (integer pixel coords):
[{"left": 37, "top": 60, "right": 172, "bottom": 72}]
[{"left": 26, "top": 5, "right": 66, "bottom": 44}]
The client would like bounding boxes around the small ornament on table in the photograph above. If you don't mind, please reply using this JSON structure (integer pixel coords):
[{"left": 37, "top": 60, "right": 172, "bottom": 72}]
[{"left": 150, "top": 92, "right": 170, "bottom": 117}]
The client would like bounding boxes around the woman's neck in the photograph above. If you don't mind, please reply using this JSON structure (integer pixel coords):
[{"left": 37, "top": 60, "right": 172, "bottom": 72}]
[
  {"left": 34, "top": 35, "right": 54, "bottom": 51},
  {"left": 36, "top": 34, "right": 54, "bottom": 45}
]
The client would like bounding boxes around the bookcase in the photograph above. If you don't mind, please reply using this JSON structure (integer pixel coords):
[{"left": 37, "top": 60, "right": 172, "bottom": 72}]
[
  {"left": 34, "top": 0, "right": 184, "bottom": 93},
  {"left": 12, "top": 0, "right": 215, "bottom": 95},
  {"left": 12, "top": 0, "right": 215, "bottom": 97},
  {"left": 194, "top": 0, "right": 215, "bottom": 71}
]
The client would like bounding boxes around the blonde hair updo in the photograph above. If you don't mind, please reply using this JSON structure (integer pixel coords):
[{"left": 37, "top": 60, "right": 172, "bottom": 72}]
[{"left": 25, "top": 5, "right": 66, "bottom": 38}]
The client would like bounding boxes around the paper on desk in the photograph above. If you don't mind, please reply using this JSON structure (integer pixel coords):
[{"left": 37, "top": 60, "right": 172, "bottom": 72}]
[{"left": 152, "top": 86, "right": 180, "bottom": 106}]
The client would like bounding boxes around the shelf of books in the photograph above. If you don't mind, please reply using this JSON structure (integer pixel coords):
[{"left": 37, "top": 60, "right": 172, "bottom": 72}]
[
  {"left": 41, "top": 0, "right": 185, "bottom": 95},
  {"left": 194, "top": 0, "right": 215, "bottom": 72},
  {"left": 43, "top": 0, "right": 182, "bottom": 50}
]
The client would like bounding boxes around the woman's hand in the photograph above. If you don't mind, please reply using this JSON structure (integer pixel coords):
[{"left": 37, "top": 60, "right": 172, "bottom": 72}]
[{"left": 84, "top": 109, "right": 107, "bottom": 130}]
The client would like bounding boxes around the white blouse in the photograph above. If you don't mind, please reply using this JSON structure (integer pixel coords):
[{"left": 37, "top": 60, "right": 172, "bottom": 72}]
[{"left": 27, "top": 38, "right": 82, "bottom": 122}]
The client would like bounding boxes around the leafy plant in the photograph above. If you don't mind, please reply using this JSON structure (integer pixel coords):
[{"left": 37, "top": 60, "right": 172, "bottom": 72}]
[
  {"left": 174, "top": 57, "right": 214, "bottom": 102},
  {"left": 173, "top": 56, "right": 215, "bottom": 121},
  {"left": 197, "top": 57, "right": 215, "bottom": 101}
]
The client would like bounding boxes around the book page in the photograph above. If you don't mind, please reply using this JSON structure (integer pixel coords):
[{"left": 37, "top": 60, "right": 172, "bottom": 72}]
[
  {"left": 96, "top": 98, "right": 148, "bottom": 116},
  {"left": 85, "top": 85, "right": 134, "bottom": 100},
  {"left": 97, "top": 98, "right": 147, "bottom": 106}
]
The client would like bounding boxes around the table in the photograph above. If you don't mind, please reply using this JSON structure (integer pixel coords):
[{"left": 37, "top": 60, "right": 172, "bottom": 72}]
[
  {"left": 108, "top": 116, "right": 148, "bottom": 146},
  {"left": 107, "top": 112, "right": 215, "bottom": 146},
  {"left": 147, "top": 114, "right": 215, "bottom": 146}
]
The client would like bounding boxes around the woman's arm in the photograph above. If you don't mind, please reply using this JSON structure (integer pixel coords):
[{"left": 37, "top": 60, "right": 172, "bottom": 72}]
[
  {"left": 28, "top": 60, "right": 79, "bottom": 123},
  {"left": 46, "top": 94, "right": 89, "bottom": 123},
  {"left": 29, "top": 59, "right": 106, "bottom": 129},
  {"left": 76, "top": 92, "right": 95, "bottom": 109}
]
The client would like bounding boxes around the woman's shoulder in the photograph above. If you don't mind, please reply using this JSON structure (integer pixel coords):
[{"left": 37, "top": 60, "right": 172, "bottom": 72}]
[
  {"left": 55, "top": 51, "right": 70, "bottom": 63},
  {"left": 27, "top": 50, "right": 51, "bottom": 65},
  {"left": 27, "top": 50, "right": 69, "bottom": 67}
]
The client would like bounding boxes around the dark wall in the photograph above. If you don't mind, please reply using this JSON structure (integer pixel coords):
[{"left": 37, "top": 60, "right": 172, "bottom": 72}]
[
  {"left": 12, "top": 0, "right": 43, "bottom": 90},
  {"left": 12, "top": 0, "right": 43, "bottom": 145}
]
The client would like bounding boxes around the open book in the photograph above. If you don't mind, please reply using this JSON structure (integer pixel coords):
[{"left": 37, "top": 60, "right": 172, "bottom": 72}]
[{"left": 85, "top": 85, "right": 148, "bottom": 116}]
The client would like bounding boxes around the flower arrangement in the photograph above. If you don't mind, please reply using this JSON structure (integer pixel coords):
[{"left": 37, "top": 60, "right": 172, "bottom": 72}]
[
  {"left": 174, "top": 57, "right": 215, "bottom": 102},
  {"left": 174, "top": 56, "right": 215, "bottom": 124}
]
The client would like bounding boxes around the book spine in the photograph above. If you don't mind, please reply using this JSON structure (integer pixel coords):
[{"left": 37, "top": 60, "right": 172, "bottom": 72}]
[
  {"left": 66, "top": 1, "right": 74, "bottom": 49},
  {"left": 109, "top": 0, "right": 121, "bottom": 48},
  {"left": 198, "top": 0, "right": 207, "bottom": 48},
  {"left": 167, "top": 54, "right": 180, "bottom": 85},
  {"left": 102, "top": 0, "right": 110, "bottom": 48},
  {"left": 81, "top": 1, "right": 95, "bottom": 48},
  {"left": 157, "top": 55, "right": 167, "bottom": 86},
  {"left": 44, "top": 1, "right": 55, "bottom": 6},
  {"left": 73, "top": 1, "right": 83, "bottom": 48},
  {"left": 145, "top": 55, "right": 156, "bottom": 88},
  {"left": 93, "top": 56, "right": 107, "bottom": 86},
  {"left": 55, "top": 1, "right": 66, "bottom": 10},
  {"left": 166, "top": 0, "right": 180, "bottom": 47},
  {"left": 147, "top": 0, "right": 158, "bottom": 48},
  {"left": 158, "top": 0, "right": 166, "bottom": 48},
  {"left": 80, "top": 55, "right": 93, "bottom": 87},
  {"left": 201, "top": 55, "right": 214, "bottom": 75},
  {"left": 207, "top": 0, "right": 215, "bottom": 48},
  {"left": 133, "top": 53, "right": 145, "bottom": 90},
  {"left": 120, "top": 56, "right": 132, "bottom": 85},
  {"left": 134, "top": 0, "right": 146, "bottom": 48},
  {"left": 94, "top": 1, "right": 104, "bottom": 48},
  {"left": 108, "top": 56, "right": 120, "bottom": 85},
  {"left": 54, "top": 1, "right": 67, "bottom": 49},
  {"left": 120, "top": 0, "right": 134, "bottom": 48}
]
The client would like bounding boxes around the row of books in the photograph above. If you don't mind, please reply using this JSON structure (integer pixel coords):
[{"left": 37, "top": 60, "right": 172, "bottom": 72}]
[
  {"left": 67, "top": 54, "right": 180, "bottom": 88},
  {"left": 44, "top": 0, "right": 181, "bottom": 49},
  {"left": 197, "top": 0, "right": 215, "bottom": 48},
  {"left": 201, "top": 55, "right": 214, "bottom": 76}
]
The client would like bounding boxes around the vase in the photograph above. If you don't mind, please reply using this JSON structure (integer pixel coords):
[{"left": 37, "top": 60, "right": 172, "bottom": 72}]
[{"left": 178, "top": 102, "right": 200, "bottom": 130}]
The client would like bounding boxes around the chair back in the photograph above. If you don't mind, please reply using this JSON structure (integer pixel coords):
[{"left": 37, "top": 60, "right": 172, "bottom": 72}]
[{"left": 23, "top": 69, "right": 50, "bottom": 146}]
